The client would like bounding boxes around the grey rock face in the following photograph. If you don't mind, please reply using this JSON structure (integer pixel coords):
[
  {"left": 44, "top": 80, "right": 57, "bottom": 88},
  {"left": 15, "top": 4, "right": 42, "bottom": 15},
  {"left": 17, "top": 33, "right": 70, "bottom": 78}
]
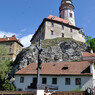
[
  {"left": 8, "top": 38, "right": 87, "bottom": 79},
  {"left": 14, "top": 39, "right": 87, "bottom": 69}
]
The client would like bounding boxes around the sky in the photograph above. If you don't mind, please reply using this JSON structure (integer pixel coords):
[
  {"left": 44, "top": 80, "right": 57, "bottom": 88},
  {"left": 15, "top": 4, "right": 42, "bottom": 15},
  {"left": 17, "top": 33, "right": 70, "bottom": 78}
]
[{"left": 0, "top": 0, "right": 95, "bottom": 47}]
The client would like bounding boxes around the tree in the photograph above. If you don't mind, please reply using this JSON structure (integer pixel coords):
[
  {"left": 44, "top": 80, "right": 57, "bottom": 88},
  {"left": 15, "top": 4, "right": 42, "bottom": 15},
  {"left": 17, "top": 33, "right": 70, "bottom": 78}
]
[
  {"left": 2, "top": 80, "right": 15, "bottom": 91},
  {"left": 85, "top": 36, "right": 95, "bottom": 53},
  {"left": 90, "top": 38, "right": 95, "bottom": 52},
  {"left": 0, "top": 45, "right": 15, "bottom": 91},
  {"left": 85, "top": 35, "right": 91, "bottom": 47}
]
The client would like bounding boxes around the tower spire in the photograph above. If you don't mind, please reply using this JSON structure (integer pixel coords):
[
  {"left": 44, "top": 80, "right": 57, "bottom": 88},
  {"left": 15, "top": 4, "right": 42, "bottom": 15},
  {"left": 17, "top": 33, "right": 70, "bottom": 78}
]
[{"left": 59, "top": 0, "right": 75, "bottom": 26}]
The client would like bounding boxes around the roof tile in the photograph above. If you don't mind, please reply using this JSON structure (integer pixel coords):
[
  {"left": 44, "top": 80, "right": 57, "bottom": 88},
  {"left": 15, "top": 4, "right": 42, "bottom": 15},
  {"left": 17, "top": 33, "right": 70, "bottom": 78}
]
[{"left": 15, "top": 61, "right": 91, "bottom": 75}]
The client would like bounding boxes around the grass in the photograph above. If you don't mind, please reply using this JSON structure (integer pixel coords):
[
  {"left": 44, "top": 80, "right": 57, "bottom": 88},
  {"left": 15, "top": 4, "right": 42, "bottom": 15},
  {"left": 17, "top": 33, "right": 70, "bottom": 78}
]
[{"left": 41, "top": 37, "right": 84, "bottom": 48}]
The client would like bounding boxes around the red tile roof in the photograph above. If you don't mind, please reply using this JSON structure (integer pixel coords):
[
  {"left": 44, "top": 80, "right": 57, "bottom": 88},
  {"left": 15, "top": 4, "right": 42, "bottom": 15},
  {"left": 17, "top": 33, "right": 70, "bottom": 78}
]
[
  {"left": 0, "top": 36, "right": 23, "bottom": 47},
  {"left": 47, "top": 15, "right": 69, "bottom": 25},
  {"left": 83, "top": 52, "right": 95, "bottom": 57},
  {"left": 15, "top": 61, "right": 91, "bottom": 76}
]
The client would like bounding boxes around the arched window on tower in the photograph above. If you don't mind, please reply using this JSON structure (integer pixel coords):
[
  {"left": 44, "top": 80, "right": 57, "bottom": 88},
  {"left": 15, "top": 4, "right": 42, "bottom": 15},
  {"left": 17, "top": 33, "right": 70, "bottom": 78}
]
[{"left": 70, "top": 13, "right": 72, "bottom": 18}]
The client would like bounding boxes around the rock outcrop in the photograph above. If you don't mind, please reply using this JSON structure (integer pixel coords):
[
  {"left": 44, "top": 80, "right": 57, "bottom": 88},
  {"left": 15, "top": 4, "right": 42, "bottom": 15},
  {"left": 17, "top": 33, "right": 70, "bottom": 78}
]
[{"left": 8, "top": 38, "right": 87, "bottom": 79}]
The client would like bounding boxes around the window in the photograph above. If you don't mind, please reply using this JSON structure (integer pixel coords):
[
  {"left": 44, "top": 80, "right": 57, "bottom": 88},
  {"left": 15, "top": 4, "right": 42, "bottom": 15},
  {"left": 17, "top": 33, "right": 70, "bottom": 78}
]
[
  {"left": 33, "top": 77, "right": 37, "bottom": 84},
  {"left": 17, "top": 44, "right": 18, "bottom": 48},
  {"left": 51, "top": 23, "right": 54, "bottom": 27},
  {"left": 52, "top": 78, "right": 57, "bottom": 84},
  {"left": 65, "top": 78, "right": 70, "bottom": 85},
  {"left": 62, "top": 25, "right": 64, "bottom": 30},
  {"left": 2, "top": 57, "right": 5, "bottom": 60},
  {"left": 71, "top": 28, "right": 72, "bottom": 32},
  {"left": 70, "top": 13, "right": 72, "bottom": 17},
  {"left": 10, "top": 43, "right": 12, "bottom": 46},
  {"left": 51, "top": 30, "right": 54, "bottom": 35},
  {"left": 9, "top": 48, "right": 12, "bottom": 53},
  {"left": 62, "top": 33, "right": 64, "bottom": 37},
  {"left": 42, "top": 78, "right": 47, "bottom": 84},
  {"left": 18, "top": 88, "right": 22, "bottom": 91},
  {"left": 20, "top": 77, "right": 24, "bottom": 83},
  {"left": 75, "top": 78, "right": 81, "bottom": 85}
]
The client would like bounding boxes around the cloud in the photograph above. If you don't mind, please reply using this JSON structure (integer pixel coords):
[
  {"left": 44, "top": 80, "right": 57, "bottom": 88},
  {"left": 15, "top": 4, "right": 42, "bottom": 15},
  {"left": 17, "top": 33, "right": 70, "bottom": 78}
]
[
  {"left": 0, "top": 30, "right": 17, "bottom": 38},
  {"left": 20, "top": 28, "right": 27, "bottom": 32},
  {"left": 20, "top": 34, "right": 33, "bottom": 48},
  {"left": 0, "top": 30, "right": 33, "bottom": 48}
]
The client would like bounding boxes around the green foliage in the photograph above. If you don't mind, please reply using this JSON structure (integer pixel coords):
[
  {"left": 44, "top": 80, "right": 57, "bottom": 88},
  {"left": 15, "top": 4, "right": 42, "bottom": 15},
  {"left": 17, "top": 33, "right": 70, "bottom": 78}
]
[
  {"left": 90, "top": 38, "right": 95, "bottom": 50},
  {"left": 0, "top": 60, "right": 15, "bottom": 91},
  {"left": 0, "top": 60, "right": 12, "bottom": 81},
  {"left": 0, "top": 44, "right": 15, "bottom": 91},
  {"left": 85, "top": 36, "right": 95, "bottom": 51},
  {"left": 41, "top": 37, "right": 83, "bottom": 48},
  {"left": 85, "top": 36, "right": 91, "bottom": 47},
  {"left": 72, "top": 86, "right": 81, "bottom": 91},
  {"left": 2, "top": 80, "right": 16, "bottom": 91}
]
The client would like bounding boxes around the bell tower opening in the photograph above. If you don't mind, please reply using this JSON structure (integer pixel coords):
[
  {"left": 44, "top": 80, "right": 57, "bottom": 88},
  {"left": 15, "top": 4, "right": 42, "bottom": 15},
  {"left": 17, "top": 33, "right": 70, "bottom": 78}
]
[{"left": 59, "top": 0, "right": 75, "bottom": 26}]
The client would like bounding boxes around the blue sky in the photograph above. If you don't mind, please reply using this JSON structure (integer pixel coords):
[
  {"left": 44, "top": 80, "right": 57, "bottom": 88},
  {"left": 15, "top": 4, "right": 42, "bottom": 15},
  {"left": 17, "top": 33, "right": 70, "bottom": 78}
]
[{"left": 0, "top": 0, "right": 95, "bottom": 47}]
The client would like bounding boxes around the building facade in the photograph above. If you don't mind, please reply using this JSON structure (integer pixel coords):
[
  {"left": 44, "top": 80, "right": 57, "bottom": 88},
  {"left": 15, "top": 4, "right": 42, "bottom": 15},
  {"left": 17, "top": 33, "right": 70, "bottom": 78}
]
[
  {"left": 31, "top": 0, "right": 85, "bottom": 44},
  {"left": 0, "top": 35, "right": 23, "bottom": 61},
  {"left": 14, "top": 61, "right": 95, "bottom": 91}
]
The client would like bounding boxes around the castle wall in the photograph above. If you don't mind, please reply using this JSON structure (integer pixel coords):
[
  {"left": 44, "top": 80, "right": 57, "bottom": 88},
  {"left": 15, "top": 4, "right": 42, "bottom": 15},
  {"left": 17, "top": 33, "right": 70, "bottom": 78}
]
[
  {"left": 45, "top": 21, "right": 85, "bottom": 42},
  {"left": 31, "top": 24, "right": 45, "bottom": 43},
  {"left": 31, "top": 20, "right": 85, "bottom": 44}
]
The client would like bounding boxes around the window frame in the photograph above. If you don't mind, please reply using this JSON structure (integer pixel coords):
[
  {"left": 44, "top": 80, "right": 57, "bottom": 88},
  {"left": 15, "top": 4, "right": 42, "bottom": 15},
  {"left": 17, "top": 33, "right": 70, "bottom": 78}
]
[
  {"left": 70, "top": 13, "right": 73, "bottom": 17},
  {"left": 65, "top": 78, "right": 71, "bottom": 85},
  {"left": 9, "top": 48, "right": 12, "bottom": 53},
  {"left": 51, "top": 22, "right": 54, "bottom": 27},
  {"left": 51, "top": 30, "right": 54, "bottom": 35},
  {"left": 75, "top": 78, "right": 81, "bottom": 85},
  {"left": 42, "top": 78, "right": 47, "bottom": 84},
  {"left": 70, "top": 28, "right": 72, "bottom": 32},
  {"left": 20, "top": 77, "right": 24, "bottom": 83},
  {"left": 62, "top": 25, "right": 64, "bottom": 30},
  {"left": 52, "top": 78, "right": 57, "bottom": 84},
  {"left": 62, "top": 33, "right": 64, "bottom": 37},
  {"left": 2, "top": 57, "right": 6, "bottom": 60}
]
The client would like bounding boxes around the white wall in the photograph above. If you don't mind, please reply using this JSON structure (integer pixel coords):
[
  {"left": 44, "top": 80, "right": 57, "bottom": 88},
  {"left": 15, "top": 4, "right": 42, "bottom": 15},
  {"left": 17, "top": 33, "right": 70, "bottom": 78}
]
[{"left": 14, "top": 75, "right": 93, "bottom": 91}]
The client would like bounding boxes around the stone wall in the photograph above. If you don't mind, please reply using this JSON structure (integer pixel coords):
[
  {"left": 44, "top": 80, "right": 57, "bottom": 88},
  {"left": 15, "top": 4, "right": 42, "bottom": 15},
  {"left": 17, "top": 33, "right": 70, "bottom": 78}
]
[
  {"left": 31, "top": 20, "right": 85, "bottom": 44},
  {"left": 45, "top": 21, "right": 85, "bottom": 42}
]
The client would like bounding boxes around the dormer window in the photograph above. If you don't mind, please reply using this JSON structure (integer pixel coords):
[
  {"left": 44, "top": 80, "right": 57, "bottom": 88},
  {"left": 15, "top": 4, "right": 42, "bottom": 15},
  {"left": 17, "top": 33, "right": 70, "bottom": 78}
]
[
  {"left": 6, "top": 37, "right": 9, "bottom": 41},
  {"left": 62, "top": 65, "right": 68, "bottom": 70},
  {"left": 51, "top": 17, "right": 55, "bottom": 20}
]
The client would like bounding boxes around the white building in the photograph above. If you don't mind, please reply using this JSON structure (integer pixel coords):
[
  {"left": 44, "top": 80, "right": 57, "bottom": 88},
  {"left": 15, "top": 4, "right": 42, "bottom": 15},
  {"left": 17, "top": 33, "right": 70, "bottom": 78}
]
[{"left": 14, "top": 61, "right": 95, "bottom": 91}]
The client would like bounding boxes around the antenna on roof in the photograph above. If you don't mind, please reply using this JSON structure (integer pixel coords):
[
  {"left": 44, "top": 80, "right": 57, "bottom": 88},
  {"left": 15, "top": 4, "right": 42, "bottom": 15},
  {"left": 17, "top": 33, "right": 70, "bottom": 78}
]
[{"left": 49, "top": 10, "right": 52, "bottom": 15}]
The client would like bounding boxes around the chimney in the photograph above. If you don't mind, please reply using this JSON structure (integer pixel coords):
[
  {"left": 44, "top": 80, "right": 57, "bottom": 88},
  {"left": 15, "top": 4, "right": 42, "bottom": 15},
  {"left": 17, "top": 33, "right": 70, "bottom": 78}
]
[
  {"left": 6, "top": 37, "right": 9, "bottom": 41},
  {"left": 3, "top": 35, "right": 7, "bottom": 38},
  {"left": 12, "top": 35, "right": 15, "bottom": 37},
  {"left": 81, "top": 27, "right": 84, "bottom": 32}
]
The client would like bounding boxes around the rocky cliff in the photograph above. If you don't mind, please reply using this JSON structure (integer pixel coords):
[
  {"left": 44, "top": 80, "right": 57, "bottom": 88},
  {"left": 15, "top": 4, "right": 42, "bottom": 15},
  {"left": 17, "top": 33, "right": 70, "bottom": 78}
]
[{"left": 7, "top": 38, "right": 87, "bottom": 79}]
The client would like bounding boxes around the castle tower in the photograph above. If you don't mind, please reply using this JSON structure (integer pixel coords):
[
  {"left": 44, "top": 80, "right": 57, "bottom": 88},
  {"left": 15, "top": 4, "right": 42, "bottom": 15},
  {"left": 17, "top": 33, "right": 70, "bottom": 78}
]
[{"left": 59, "top": 0, "right": 75, "bottom": 26}]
